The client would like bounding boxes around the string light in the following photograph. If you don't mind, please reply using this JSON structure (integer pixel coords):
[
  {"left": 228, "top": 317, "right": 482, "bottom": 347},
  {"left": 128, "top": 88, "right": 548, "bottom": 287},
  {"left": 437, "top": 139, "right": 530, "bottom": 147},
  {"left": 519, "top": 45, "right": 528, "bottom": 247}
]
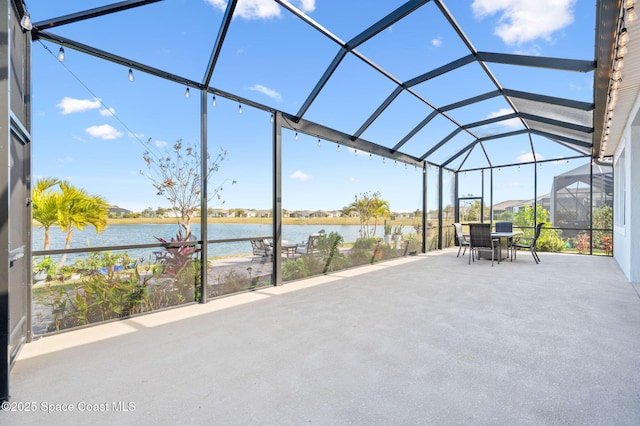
[
  {"left": 294, "top": 132, "right": 299, "bottom": 141},
  {"left": 128, "top": 68, "right": 134, "bottom": 82},
  {"left": 238, "top": 103, "right": 243, "bottom": 114},
  {"left": 20, "top": 12, "right": 32, "bottom": 31},
  {"left": 337, "top": 144, "right": 341, "bottom": 152},
  {"left": 317, "top": 138, "right": 321, "bottom": 147},
  {"left": 185, "top": 87, "right": 190, "bottom": 99},
  {"left": 212, "top": 95, "right": 216, "bottom": 107},
  {"left": 58, "top": 47, "right": 65, "bottom": 62}
]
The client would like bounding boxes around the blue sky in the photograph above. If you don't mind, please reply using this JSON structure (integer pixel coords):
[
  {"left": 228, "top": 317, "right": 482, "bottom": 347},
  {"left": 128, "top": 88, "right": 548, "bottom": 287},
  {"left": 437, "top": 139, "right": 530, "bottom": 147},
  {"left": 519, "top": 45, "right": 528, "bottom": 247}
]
[{"left": 27, "top": 0, "right": 595, "bottom": 213}]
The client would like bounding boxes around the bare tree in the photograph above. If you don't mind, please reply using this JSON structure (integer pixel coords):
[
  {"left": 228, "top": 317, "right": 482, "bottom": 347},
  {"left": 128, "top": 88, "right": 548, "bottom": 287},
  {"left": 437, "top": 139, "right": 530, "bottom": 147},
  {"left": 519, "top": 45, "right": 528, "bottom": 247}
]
[{"left": 141, "top": 139, "right": 234, "bottom": 233}]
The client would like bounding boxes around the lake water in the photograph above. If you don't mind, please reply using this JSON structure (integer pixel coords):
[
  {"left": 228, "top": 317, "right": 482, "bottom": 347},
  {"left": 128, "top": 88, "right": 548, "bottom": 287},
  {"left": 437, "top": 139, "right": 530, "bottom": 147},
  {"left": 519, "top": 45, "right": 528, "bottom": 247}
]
[{"left": 32, "top": 223, "right": 369, "bottom": 262}]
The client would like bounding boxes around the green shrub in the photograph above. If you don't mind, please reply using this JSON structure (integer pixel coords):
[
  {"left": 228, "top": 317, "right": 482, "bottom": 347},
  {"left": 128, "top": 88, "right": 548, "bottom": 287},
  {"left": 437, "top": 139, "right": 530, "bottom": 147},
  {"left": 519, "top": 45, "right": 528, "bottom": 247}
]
[
  {"left": 282, "top": 258, "right": 309, "bottom": 281},
  {"left": 536, "top": 227, "right": 565, "bottom": 252},
  {"left": 352, "top": 237, "right": 379, "bottom": 250}
]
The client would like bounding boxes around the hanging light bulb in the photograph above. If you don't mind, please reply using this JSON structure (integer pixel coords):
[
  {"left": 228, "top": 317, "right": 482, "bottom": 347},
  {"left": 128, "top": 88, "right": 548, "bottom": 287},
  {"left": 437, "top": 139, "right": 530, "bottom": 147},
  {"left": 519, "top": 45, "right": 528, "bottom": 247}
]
[
  {"left": 212, "top": 95, "right": 217, "bottom": 107},
  {"left": 627, "top": 0, "right": 637, "bottom": 23},
  {"left": 394, "top": 160, "right": 397, "bottom": 167},
  {"left": 295, "top": 132, "right": 299, "bottom": 141},
  {"left": 317, "top": 138, "right": 321, "bottom": 147},
  {"left": 337, "top": 144, "right": 341, "bottom": 152},
  {"left": 619, "top": 27, "right": 629, "bottom": 47},
  {"left": 185, "top": 87, "right": 190, "bottom": 99},
  {"left": 404, "top": 163, "right": 408, "bottom": 169},
  {"left": 20, "top": 12, "right": 32, "bottom": 31},
  {"left": 270, "top": 114, "right": 274, "bottom": 123},
  {"left": 128, "top": 68, "right": 134, "bottom": 82},
  {"left": 382, "top": 157, "right": 386, "bottom": 164},
  {"left": 369, "top": 153, "right": 372, "bottom": 160},
  {"left": 238, "top": 103, "right": 243, "bottom": 114},
  {"left": 354, "top": 149, "right": 358, "bottom": 156},
  {"left": 58, "top": 47, "right": 65, "bottom": 62}
]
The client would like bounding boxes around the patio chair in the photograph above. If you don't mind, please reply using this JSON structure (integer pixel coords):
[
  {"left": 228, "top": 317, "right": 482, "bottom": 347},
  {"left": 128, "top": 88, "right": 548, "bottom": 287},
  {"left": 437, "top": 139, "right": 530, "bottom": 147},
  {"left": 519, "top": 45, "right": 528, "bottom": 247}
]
[
  {"left": 250, "top": 239, "right": 272, "bottom": 263},
  {"left": 468, "top": 223, "right": 501, "bottom": 267},
  {"left": 452, "top": 223, "right": 470, "bottom": 257},
  {"left": 512, "top": 223, "right": 543, "bottom": 264},
  {"left": 296, "top": 234, "right": 321, "bottom": 256}
]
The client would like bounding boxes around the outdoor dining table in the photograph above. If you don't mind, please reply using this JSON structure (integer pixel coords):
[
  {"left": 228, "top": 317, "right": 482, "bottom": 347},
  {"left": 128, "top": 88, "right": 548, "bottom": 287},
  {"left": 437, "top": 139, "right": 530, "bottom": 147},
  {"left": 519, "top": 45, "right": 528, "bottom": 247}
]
[
  {"left": 281, "top": 242, "right": 299, "bottom": 259},
  {"left": 491, "top": 231, "right": 522, "bottom": 260},
  {"left": 268, "top": 240, "right": 300, "bottom": 259}
]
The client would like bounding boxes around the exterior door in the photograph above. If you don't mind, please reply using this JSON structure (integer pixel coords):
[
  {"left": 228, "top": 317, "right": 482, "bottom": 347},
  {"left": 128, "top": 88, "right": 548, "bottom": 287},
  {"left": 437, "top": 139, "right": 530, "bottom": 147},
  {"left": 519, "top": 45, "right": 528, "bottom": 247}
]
[{"left": 2, "top": 0, "right": 31, "bottom": 401}]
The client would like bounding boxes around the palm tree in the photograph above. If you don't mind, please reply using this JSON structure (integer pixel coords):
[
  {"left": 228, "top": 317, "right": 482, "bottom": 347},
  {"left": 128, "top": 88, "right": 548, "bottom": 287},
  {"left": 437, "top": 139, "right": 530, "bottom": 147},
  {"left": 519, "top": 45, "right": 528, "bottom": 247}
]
[
  {"left": 371, "top": 194, "right": 391, "bottom": 237},
  {"left": 56, "top": 181, "right": 109, "bottom": 267},
  {"left": 32, "top": 177, "right": 61, "bottom": 251}
]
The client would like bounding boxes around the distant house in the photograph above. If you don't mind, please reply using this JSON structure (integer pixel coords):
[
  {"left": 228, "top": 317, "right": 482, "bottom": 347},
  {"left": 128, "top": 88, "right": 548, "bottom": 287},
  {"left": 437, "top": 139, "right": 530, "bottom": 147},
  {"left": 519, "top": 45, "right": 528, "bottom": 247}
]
[
  {"left": 290, "top": 210, "right": 312, "bottom": 218},
  {"left": 492, "top": 200, "right": 527, "bottom": 217},
  {"left": 208, "top": 209, "right": 226, "bottom": 217},
  {"left": 108, "top": 205, "right": 132, "bottom": 217}
]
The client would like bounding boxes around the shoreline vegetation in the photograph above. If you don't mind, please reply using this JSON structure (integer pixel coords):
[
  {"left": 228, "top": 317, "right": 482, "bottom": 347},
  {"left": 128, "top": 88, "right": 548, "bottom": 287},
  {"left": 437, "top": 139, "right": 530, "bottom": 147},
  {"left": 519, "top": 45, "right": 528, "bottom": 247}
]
[{"left": 35, "top": 216, "right": 419, "bottom": 228}]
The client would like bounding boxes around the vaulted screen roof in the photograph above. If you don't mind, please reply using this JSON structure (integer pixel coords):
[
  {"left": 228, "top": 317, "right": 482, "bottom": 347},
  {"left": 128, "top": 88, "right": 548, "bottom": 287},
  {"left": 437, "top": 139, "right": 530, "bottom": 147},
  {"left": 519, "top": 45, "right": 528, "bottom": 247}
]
[{"left": 28, "top": 0, "right": 603, "bottom": 171}]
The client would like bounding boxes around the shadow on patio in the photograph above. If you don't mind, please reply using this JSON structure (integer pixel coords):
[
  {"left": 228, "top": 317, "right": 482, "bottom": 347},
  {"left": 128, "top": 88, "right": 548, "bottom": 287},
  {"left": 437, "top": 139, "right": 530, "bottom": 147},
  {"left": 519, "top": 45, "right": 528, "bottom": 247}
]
[{"left": 5, "top": 250, "right": 640, "bottom": 425}]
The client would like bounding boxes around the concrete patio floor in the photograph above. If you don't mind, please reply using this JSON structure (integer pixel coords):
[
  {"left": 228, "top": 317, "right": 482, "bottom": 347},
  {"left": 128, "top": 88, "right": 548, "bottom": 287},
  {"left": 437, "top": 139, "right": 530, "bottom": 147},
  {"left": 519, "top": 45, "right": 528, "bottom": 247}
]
[{"left": 4, "top": 249, "right": 640, "bottom": 425}]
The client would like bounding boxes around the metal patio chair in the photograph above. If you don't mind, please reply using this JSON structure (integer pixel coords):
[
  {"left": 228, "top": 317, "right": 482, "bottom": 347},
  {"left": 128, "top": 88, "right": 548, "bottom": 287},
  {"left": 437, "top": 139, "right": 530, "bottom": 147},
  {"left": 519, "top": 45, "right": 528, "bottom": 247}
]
[
  {"left": 469, "top": 223, "right": 501, "bottom": 267},
  {"left": 512, "top": 223, "right": 543, "bottom": 264},
  {"left": 250, "top": 239, "right": 273, "bottom": 263},
  {"left": 452, "top": 223, "right": 470, "bottom": 258}
]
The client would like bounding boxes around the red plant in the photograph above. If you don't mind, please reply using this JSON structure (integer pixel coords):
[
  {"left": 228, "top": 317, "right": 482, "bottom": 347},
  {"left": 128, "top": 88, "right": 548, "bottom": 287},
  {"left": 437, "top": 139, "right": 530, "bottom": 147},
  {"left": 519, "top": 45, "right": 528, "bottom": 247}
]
[
  {"left": 575, "top": 233, "right": 590, "bottom": 254},
  {"left": 155, "top": 230, "right": 201, "bottom": 276},
  {"left": 600, "top": 235, "right": 613, "bottom": 255}
]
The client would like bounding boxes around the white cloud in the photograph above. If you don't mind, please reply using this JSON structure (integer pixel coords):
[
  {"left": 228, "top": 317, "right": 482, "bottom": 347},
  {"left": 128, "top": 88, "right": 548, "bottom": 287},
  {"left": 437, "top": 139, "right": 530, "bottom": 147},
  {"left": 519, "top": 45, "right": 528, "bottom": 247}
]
[
  {"left": 85, "top": 124, "right": 123, "bottom": 140},
  {"left": 472, "top": 0, "right": 576, "bottom": 45},
  {"left": 290, "top": 170, "right": 311, "bottom": 181},
  {"left": 100, "top": 107, "right": 116, "bottom": 117},
  {"left": 513, "top": 45, "right": 542, "bottom": 56},
  {"left": 350, "top": 177, "right": 360, "bottom": 183},
  {"left": 155, "top": 140, "right": 168, "bottom": 148},
  {"left": 57, "top": 97, "right": 101, "bottom": 115},
  {"left": 249, "top": 84, "right": 282, "bottom": 101},
  {"left": 516, "top": 152, "right": 544, "bottom": 163},
  {"left": 206, "top": 0, "right": 315, "bottom": 20},
  {"left": 128, "top": 132, "right": 145, "bottom": 139},
  {"left": 487, "top": 108, "right": 521, "bottom": 129},
  {"left": 432, "top": 36, "right": 442, "bottom": 47},
  {"left": 298, "top": 0, "right": 315, "bottom": 12}
]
